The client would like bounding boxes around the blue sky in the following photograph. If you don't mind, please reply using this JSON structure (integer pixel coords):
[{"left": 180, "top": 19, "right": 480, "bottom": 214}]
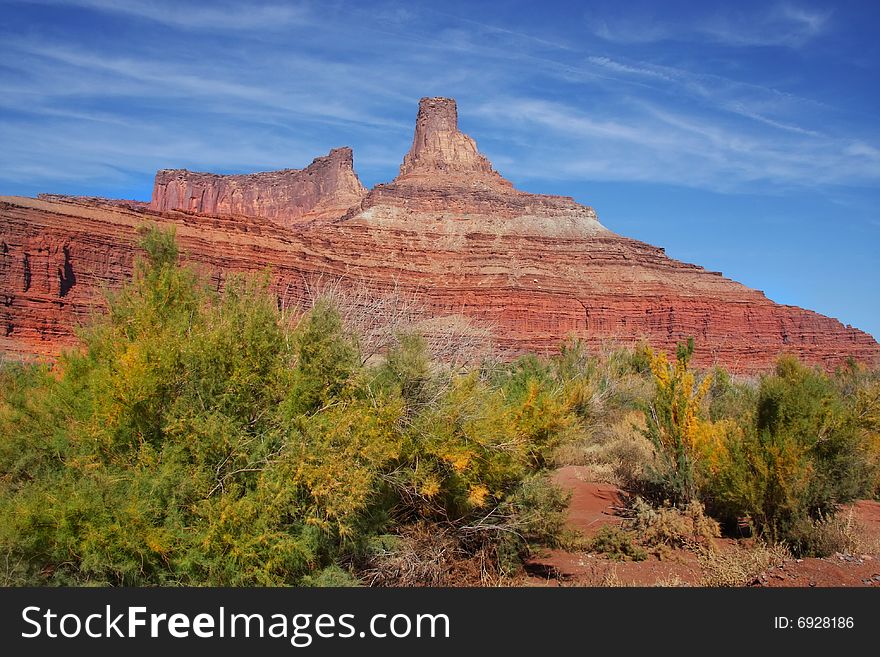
[{"left": 1, "top": 0, "right": 878, "bottom": 338}]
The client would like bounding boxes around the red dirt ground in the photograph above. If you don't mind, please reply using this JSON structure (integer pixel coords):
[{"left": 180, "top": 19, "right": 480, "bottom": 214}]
[{"left": 523, "top": 466, "right": 880, "bottom": 587}]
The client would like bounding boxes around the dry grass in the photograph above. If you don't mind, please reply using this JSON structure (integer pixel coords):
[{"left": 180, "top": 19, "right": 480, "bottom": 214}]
[
  {"left": 292, "top": 275, "right": 495, "bottom": 369},
  {"left": 553, "top": 410, "right": 654, "bottom": 488},
  {"left": 585, "top": 526, "right": 648, "bottom": 562},
  {"left": 797, "top": 508, "right": 880, "bottom": 557},
  {"left": 360, "top": 524, "right": 502, "bottom": 587},
  {"left": 560, "top": 565, "right": 628, "bottom": 587},
  {"left": 568, "top": 567, "right": 692, "bottom": 587},
  {"left": 652, "top": 575, "right": 692, "bottom": 587},
  {"left": 699, "top": 542, "right": 790, "bottom": 587}
]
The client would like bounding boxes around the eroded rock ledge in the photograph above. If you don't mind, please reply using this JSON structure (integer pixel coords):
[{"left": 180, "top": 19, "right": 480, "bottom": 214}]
[{"left": 151, "top": 147, "right": 367, "bottom": 228}]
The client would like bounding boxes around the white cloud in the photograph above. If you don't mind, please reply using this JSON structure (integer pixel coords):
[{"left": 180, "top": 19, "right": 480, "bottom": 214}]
[
  {"left": 589, "top": 2, "right": 831, "bottom": 48},
  {"left": 475, "top": 97, "right": 880, "bottom": 192},
  {"left": 17, "top": 0, "right": 311, "bottom": 31},
  {"left": 584, "top": 53, "right": 827, "bottom": 138}
]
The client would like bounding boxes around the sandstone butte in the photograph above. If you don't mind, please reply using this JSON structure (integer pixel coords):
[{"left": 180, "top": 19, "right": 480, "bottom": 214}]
[{"left": 1, "top": 97, "right": 878, "bottom": 372}]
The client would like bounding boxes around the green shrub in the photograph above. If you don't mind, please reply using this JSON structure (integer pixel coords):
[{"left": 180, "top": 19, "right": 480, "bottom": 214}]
[
  {"left": 705, "top": 356, "right": 875, "bottom": 552},
  {"left": 586, "top": 526, "right": 648, "bottom": 562},
  {"left": 300, "top": 565, "right": 362, "bottom": 587},
  {"left": 0, "top": 227, "right": 575, "bottom": 586},
  {"left": 707, "top": 367, "right": 758, "bottom": 424},
  {"left": 370, "top": 332, "right": 434, "bottom": 415},
  {"left": 834, "top": 362, "right": 880, "bottom": 498}
]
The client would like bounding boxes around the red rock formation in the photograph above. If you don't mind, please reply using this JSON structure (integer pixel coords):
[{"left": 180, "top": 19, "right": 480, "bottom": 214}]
[
  {"left": 352, "top": 97, "right": 601, "bottom": 228},
  {"left": 150, "top": 147, "right": 366, "bottom": 227},
  {"left": 398, "top": 96, "right": 505, "bottom": 183},
  {"left": 1, "top": 97, "right": 878, "bottom": 372}
]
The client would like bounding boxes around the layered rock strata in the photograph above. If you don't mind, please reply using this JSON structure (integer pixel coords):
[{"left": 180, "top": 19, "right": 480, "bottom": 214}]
[
  {"left": 2, "top": 97, "right": 878, "bottom": 372},
  {"left": 150, "top": 147, "right": 366, "bottom": 227}
]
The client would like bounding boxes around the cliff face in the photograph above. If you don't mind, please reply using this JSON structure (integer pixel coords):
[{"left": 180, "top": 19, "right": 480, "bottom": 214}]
[
  {"left": 150, "top": 147, "right": 366, "bottom": 227},
  {"left": 2, "top": 97, "right": 878, "bottom": 371}
]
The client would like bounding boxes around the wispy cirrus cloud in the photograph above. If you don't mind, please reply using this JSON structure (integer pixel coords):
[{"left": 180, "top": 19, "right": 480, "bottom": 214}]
[
  {"left": 584, "top": 54, "right": 826, "bottom": 137},
  {"left": 0, "top": 38, "right": 412, "bottom": 131},
  {"left": 15, "top": 0, "right": 311, "bottom": 31},
  {"left": 475, "top": 96, "right": 880, "bottom": 192},
  {"left": 589, "top": 2, "right": 832, "bottom": 48}
]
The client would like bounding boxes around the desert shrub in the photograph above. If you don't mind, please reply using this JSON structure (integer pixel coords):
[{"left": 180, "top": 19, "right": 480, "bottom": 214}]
[
  {"left": 640, "top": 340, "right": 726, "bottom": 505},
  {"left": 391, "top": 371, "right": 572, "bottom": 523},
  {"left": 785, "top": 510, "right": 862, "bottom": 558},
  {"left": 704, "top": 424, "right": 805, "bottom": 541},
  {"left": 585, "top": 526, "right": 647, "bottom": 562},
  {"left": 759, "top": 356, "right": 871, "bottom": 506},
  {"left": 365, "top": 474, "right": 571, "bottom": 585},
  {"left": 300, "top": 565, "right": 362, "bottom": 587},
  {"left": 491, "top": 353, "right": 556, "bottom": 402},
  {"left": 553, "top": 411, "right": 653, "bottom": 487},
  {"left": 0, "top": 362, "right": 66, "bottom": 485},
  {"left": 360, "top": 523, "right": 483, "bottom": 586},
  {"left": 500, "top": 474, "right": 573, "bottom": 547},
  {"left": 369, "top": 332, "right": 435, "bottom": 416},
  {"left": 284, "top": 298, "right": 360, "bottom": 415},
  {"left": 707, "top": 367, "right": 759, "bottom": 423},
  {"left": 489, "top": 474, "right": 575, "bottom": 574},
  {"left": 628, "top": 496, "right": 720, "bottom": 552},
  {"left": 705, "top": 356, "right": 875, "bottom": 552},
  {"left": 834, "top": 362, "right": 880, "bottom": 498},
  {"left": 0, "top": 229, "right": 337, "bottom": 585},
  {"left": 0, "top": 227, "right": 576, "bottom": 586}
]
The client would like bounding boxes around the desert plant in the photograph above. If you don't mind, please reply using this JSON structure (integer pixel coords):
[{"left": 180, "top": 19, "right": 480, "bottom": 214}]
[
  {"left": 699, "top": 542, "right": 790, "bottom": 587},
  {"left": 785, "top": 509, "right": 862, "bottom": 558},
  {"left": 0, "top": 227, "right": 575, "bottom": 586},
  {"left": 628, "top": 496, "right": 720, "bottom": 551},
  {"left": 585, "top": 526, "right": 648, "bottom": 562},
  {"left": 705, "top": 356, "right": 875, "bottom": 552},
  {"left": 552, "top": 410, "right": 653, "bottom": 488},
  {"left": 641, "top": 340, "right": 720, "bottom": 505}
]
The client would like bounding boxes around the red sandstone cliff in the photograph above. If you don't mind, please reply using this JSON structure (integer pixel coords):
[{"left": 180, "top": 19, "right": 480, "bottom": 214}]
[
  {"left": 150, "top": 146, "right": 366, "bottom": 227},
  {"left": 2, "top": 97, "right": 878, "bottom": 372}
]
